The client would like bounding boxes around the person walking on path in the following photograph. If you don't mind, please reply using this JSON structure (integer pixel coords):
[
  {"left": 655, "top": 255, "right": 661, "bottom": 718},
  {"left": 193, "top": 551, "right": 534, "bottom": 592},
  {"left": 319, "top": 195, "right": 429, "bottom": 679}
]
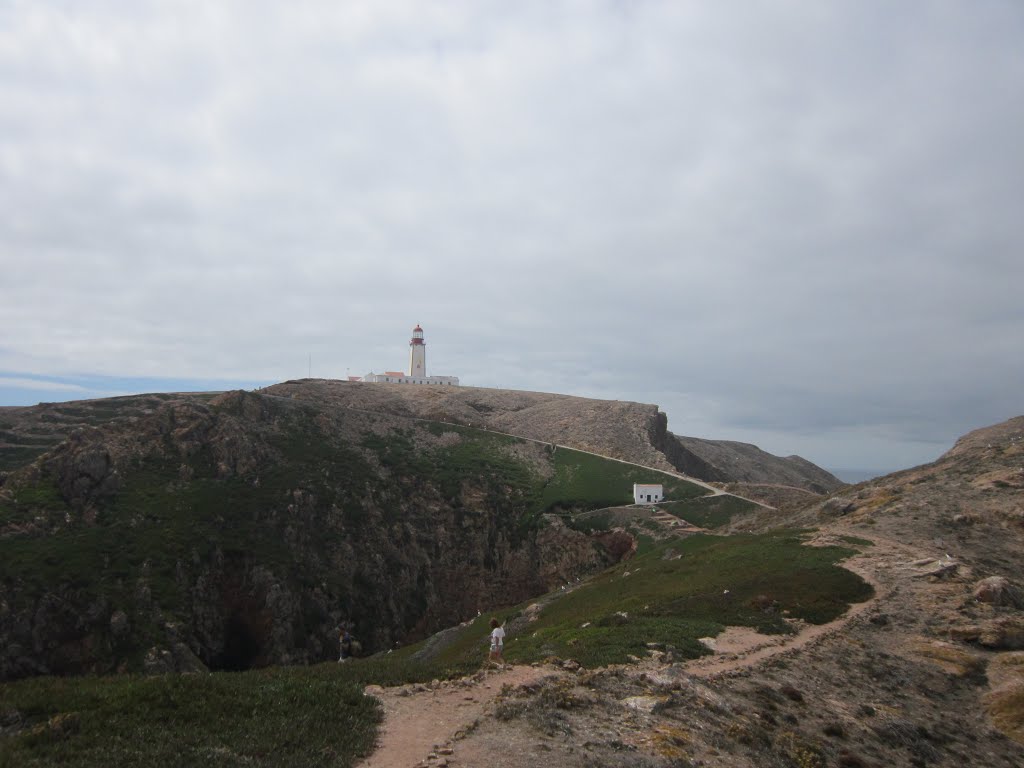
[{"left": 488, "top": 618, "right": 505, "bottom": 666}]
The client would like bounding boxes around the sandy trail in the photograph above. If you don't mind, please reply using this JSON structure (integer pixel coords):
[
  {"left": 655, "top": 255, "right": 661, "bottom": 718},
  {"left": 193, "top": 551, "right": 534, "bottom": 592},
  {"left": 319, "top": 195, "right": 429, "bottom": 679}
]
[{"left": 357, "top": 665, "right": 552, "bottom": 768}]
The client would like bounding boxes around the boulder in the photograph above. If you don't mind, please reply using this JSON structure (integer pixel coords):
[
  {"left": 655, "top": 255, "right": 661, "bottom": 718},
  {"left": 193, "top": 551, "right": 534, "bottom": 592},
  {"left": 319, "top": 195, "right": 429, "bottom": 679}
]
[{"left": 973, "top": 577, "right": 1022, "bottom": 607}]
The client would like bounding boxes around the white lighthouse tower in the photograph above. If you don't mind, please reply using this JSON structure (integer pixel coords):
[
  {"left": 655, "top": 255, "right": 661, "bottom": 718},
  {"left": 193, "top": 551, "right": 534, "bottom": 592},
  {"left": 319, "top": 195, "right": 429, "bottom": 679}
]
[
  {"left": 408, "top": 324, "right": 426, "bottom": 378},
  {"left": 361, "top": 324, "right": 458, "bottom": 386}
]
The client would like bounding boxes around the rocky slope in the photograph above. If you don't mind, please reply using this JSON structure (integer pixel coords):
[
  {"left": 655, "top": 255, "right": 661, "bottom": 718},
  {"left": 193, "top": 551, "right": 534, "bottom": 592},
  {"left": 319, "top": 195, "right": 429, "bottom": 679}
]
[
  {"left": 671, "top": 435, "right": 843, "bottom": 494},
  {"left": 263, "top": 379, "right": 843, "bottom": 492},
  {"left": 380, "top": 414, "right": 1024, "bottom": 767},
  {"left": 0, "top": 390, "right": 643, "bottom": 680}
]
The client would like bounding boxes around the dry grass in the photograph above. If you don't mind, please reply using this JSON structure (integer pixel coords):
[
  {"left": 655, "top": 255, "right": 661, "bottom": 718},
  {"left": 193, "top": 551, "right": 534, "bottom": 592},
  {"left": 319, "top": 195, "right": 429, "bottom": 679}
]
[
  {"left": 987, "top": 682, "right": 1024, "bottom": 745},
  {"left": 986, "top": 652, "right": 1024, "bottom": 745},
  {"left": 908, "top": 638, "right": 986, "bottom": 678}
]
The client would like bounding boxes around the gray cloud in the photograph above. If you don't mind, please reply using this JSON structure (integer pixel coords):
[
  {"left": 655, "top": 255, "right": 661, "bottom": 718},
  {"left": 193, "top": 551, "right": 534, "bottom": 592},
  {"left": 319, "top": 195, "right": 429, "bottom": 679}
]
[{"left": 2, "top": 1, "right": 1022, "bottom": 469}]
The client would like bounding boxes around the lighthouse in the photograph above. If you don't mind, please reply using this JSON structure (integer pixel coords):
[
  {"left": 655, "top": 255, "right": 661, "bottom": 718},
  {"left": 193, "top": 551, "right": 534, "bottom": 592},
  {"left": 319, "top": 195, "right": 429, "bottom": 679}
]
[
  {"left": 361, "top": 324, "right": 458, "bottom": 386},
  {"left": 408, "top": 324, "right": 426, "bottom": 378}
]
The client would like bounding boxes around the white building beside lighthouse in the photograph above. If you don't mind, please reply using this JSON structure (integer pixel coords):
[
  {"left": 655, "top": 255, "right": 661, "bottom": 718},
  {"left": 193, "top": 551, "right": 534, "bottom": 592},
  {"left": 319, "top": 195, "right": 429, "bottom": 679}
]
[{"left": 362, "top": 325, "right": 460, "bottom": 386}]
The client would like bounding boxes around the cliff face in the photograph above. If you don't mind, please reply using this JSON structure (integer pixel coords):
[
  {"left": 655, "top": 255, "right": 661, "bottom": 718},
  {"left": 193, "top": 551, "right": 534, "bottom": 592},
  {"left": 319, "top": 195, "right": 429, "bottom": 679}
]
[{"left": 0, "top": 391, "right": 633, "bottom": 680}]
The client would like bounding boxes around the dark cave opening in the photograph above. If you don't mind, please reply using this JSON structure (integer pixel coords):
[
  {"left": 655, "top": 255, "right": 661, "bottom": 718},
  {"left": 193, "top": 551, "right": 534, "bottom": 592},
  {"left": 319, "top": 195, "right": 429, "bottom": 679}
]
[{"left": 219, "top": 613, "right": 262, "bottom": 671}]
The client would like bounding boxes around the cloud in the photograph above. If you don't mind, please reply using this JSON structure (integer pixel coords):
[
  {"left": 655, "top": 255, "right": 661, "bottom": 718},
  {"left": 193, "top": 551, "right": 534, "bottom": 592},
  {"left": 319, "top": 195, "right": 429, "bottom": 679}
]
[
  {"left": 0, "top": 376, "right": 88, "bottom": 393},
  {"left": 1, "top": 2, "right": 1022, "bottom": 469}
]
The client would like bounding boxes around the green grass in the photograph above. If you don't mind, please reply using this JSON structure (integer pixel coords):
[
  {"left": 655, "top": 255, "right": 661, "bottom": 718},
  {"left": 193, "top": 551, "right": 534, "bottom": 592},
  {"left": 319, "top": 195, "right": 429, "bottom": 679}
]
[
  {"left": 0, "top": 445, "right": 50, "bottom": 472},
  {"left": 360, "top": 426, "right": 709, "bottom": 530},
  {"left": 0, "top": 665, "right": 381, "bottom": 768},
  {"left": 0, "top": 635, "right": 490, "bottom": 768},
  {"left": 660, "top": 495, "right": 760, "bottom": 529},
  {"left": 414, "top": 530, "right": 874, "bottom": 670},
  {"left": 539, "top": 447, "right": 705, "bottom": 512}
]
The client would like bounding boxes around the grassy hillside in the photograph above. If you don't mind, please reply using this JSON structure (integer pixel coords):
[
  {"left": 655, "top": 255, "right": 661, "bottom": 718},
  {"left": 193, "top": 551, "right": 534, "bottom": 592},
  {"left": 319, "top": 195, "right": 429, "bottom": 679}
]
[
  {"left": 539, "top": 447, "right": 705, "bottom": 511},
  {"left": 0, "top": 665, "right": 381, "bottom": 768},
  {"left": 0, "top": 527, "right": 873, "bottom": 767},
  {"left": 659, "top": 494, "right": 760, "bottom": 529},
  {"left": 411, "top": 529, "right": 873, "bottom": 669}
]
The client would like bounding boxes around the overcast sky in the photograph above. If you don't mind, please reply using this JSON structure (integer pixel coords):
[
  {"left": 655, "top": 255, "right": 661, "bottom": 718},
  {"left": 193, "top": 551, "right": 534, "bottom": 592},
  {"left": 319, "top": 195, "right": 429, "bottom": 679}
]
[{"left": 2, "top": 1, "right": 1022, "bottom": 472}]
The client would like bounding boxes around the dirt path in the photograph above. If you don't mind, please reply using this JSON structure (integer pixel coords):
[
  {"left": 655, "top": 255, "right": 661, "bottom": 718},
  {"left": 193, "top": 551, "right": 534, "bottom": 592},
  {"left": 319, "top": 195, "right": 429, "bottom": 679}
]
[
  {"left": 357, "top": 532, "right": 930, "bottom": 767},
  {"left": 681, "top": 531, "right": 920, "bottom": 677},
  {"left": 357, "top": 665, "right": 554, "bottom": 768}
]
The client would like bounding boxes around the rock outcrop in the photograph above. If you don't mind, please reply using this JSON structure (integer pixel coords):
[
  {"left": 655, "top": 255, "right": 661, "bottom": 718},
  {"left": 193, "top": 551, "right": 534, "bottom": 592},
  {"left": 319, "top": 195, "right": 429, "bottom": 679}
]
[{"left": 0, "top": 391, "right": 639, "bottom": 680}]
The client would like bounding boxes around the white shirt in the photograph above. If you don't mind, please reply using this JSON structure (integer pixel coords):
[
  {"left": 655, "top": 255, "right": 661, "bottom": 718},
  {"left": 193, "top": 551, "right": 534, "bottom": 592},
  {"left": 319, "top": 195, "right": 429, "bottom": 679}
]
[{"left": 491, "top": 626, "right": 505, "bottom": 646}]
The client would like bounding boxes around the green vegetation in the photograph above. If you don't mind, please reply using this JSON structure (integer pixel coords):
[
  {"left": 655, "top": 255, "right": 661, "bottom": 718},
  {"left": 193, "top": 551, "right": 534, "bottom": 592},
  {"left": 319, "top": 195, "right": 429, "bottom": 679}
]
[
  {"left": 361, "top": 428, "right": 540, "bottom": 528},
  {"left": 361, "top": 427, "right": 708, "bottom": 529},
  {"left": 0, "top": 400, "right": 708, "bottom": 672},
  {"left": 0, "top": 632, "right": 490, "bottom": 768},
  {"left": 415, "top": 530, "right": 873, "bottom": 670},
  {"left": 539, "top": 447, "right": 705, "bottom": 511},
  {"left": 0, "top": 665, "right": 381, "bottom": 768},
  {"left": 0, "top": 446, "right": 50, "bottom": 472},
  {"left": 0, "top": 403, "right": 382, "bottom": 620},
  {"left": 660, "top": 494, "right": 760, "bottom": 529}
]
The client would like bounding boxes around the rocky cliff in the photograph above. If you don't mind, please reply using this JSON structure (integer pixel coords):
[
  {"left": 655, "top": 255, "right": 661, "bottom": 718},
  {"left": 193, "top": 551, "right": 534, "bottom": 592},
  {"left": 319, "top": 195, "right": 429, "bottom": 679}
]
[
  {"left": 0, "top": 390, "right": 639, "bottom": 680},
  {"left": 669, "top": 435, "right": 843, "bottom": 494}
]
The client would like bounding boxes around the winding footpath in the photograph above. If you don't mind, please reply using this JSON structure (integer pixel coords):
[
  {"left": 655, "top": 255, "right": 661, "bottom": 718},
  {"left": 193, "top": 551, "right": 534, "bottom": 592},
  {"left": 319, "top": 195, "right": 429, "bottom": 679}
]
[
  {"left": 357, "top": 665, "right": 552, "bottom": 768},
  {"left": 355, "top": 530, "right": 924, "bottom": 768}
]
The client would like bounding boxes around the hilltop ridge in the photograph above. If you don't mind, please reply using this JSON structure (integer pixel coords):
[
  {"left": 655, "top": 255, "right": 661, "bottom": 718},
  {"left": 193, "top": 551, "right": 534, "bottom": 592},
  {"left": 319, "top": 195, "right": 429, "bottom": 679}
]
[
  {"left": 0, "top": 380, "right": 843, "bottom": 494},
  {"left": 262, "top": 379, "right": 844, "bottom": 493}
]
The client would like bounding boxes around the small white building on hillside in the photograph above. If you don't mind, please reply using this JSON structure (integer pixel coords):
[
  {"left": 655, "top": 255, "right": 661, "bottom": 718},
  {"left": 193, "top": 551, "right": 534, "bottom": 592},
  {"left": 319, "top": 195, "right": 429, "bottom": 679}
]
[{"left": 633, "top": 483, "right": 663, "bottom": 504}]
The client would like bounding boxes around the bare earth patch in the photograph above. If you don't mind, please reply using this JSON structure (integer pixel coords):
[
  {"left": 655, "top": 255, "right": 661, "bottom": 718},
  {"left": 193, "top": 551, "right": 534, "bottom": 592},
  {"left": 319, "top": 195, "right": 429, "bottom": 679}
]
[{"left": 357, "top": 665, "right": 554, "bottom": 768}]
